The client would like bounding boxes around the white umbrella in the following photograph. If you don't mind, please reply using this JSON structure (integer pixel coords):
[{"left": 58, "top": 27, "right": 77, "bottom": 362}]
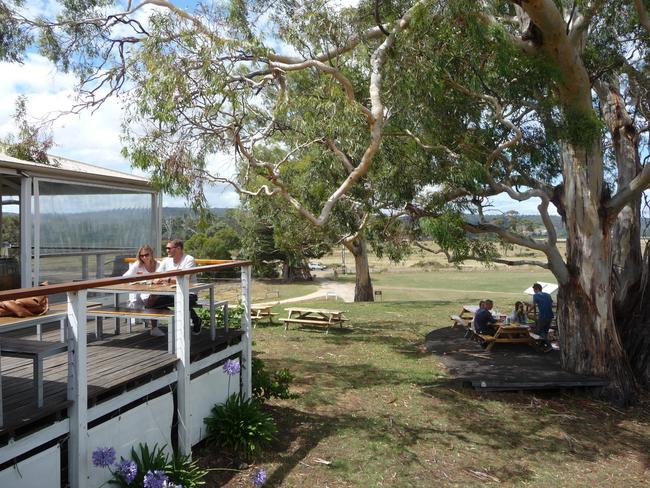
[{"left": 523, "top": 282, "right": 558, "bottom": 295}]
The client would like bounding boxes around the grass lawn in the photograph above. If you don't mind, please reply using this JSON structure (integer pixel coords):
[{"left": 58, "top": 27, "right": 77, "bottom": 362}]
[{"left": 200, "top": 272, "right": 650, "bottom": 487}]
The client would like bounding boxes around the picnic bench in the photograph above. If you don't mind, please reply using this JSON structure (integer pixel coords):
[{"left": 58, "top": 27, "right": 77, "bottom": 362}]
[
  {"left": 476, "top": 324, "right": 535, "bottom": 351},
  {"left": 0, "top": 337, "right": 68, "bottom": 408},
  {"left": 251, "top": 305, "right": 278, "bottom": 327},
  {"left": 282, "top": 307, "right": 348, "bottom": 333}
]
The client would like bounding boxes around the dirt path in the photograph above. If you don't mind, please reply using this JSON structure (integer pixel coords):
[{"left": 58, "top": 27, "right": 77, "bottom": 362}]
[{"left": 255, "top": 279, "right": 355, "bottom": 306}]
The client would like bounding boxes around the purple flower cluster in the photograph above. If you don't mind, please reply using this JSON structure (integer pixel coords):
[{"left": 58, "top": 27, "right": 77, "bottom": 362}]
[
  {"left": 143, "top": 469, "right": 170, "bottom": 488},
  {"left": 223, "top": 358, "right": 241, "bottom": 376},
  {"left": 92, "top": 447, "right": 116, "bottom": 468},
  {"left": 251, "top": 467, "right": 267, "bottom": 487},
  {"left": 115, "top": 458, "right": 138, "bottom": 483}
]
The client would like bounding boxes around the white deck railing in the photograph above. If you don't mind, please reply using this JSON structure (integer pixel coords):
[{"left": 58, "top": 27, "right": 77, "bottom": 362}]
[{"left": 0, "top": 260, "right": 252, "bottom": 488}]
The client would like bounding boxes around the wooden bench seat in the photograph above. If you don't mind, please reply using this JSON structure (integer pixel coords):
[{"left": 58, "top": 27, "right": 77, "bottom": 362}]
[
  {"left": 0, "top": 337, "right": 68, "bottom": 408},
  {"left": 86, "top": 306, "right": 175, "bottom": 352},
  {"left": 281, "top": 318, "right": 347, "bottom": 326}
]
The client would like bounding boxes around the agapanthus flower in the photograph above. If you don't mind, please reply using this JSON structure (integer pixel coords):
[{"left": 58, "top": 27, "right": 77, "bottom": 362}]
[
  {"left": 115, "top": 458, "right": 137, "bottom": 483},
  {"left": 91, "top": 447, "right": 116, "bottom": 468},
  {"left": 223, "top": 358, "right": 241, "bottom": 376},
  {"left": 251, "top": 467, "right": 267, "bottom": 487},
  {"left": 143, "top": 469, "right": 170, "bottom": 488}
]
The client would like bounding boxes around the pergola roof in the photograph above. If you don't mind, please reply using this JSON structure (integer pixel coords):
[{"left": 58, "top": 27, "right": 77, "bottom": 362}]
[{"left": 0, "top": 152, "right": 153, "bottom": 191}]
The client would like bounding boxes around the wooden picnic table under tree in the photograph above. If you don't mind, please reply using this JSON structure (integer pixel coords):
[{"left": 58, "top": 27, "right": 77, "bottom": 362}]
[
  {"left": 282, "top": 308, "right": 349, "bottom": 333},
  {"left": 251, "top": 304, "right": 278, "bottom": 327}
]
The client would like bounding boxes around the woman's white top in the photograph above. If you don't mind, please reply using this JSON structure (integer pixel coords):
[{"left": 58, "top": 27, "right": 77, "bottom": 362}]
[{"left": 123, "top": 260, "right": 161, "bottom": 306}]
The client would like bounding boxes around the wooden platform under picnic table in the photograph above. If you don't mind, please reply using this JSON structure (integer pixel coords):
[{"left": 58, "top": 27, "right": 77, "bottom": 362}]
[
  {"left": 425, "top": 326, "right": 607, "bottom": 392},
  {"left": 282, "top": 307, "right": 349, "bottom": 333}
]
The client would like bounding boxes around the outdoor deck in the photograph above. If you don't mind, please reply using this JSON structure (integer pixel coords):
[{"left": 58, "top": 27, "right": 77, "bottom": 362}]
[
  {"left": 0, "top": 320, "right": 244, "bottom": 441},
  {"left": 425, "top": 326, "right": 608, "bottom": 391}
]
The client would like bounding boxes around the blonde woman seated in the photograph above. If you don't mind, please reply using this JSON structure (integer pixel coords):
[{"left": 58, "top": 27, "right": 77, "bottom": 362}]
[{"left": 122, "top": 245, "right": 164, "bottom": 335}]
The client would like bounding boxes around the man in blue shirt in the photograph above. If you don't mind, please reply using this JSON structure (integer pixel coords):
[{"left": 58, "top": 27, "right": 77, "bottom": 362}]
[
  {"left": 474, "top": 299, "right": 498, "bottom": 335},
  {"left": 532, "top": 283, "right": 554, "bottom": 351}
]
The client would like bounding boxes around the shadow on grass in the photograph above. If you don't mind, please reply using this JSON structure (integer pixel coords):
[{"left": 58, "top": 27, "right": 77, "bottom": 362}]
[{"left": 420, "top": 379, "right": 650, "bottom": 472}]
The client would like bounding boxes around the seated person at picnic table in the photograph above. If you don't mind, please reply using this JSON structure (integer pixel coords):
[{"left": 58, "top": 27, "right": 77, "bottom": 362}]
[
  {"left": 532, "top": 283, "right": 553, "bottom": 351},
  {"left": 123, "top": 244, "right": 159, "bottom": 309},
  {"left": 474, "top": 299, "right": 498, "bottom": 336},
  {"left": 509, "top": 301, "right": 528, "bottom": 324},
  {"left": 144, "top": 239, "right": 202, "bottom": 336},
  {"left": 470, "top": 300, "right": 485, "bottom": 331}
]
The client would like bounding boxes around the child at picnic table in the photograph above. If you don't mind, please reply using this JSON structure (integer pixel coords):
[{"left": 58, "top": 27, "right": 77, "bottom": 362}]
[
  {"left": 509, "top": 301, "right": 528, "bottom": 324},
  {"left": 474, "top": 299, "right": 498, "bottom": 335}
]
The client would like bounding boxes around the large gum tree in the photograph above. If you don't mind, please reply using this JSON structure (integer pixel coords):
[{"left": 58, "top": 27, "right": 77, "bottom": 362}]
[{"left": 392, "top": 1, "right": 650, "bottom": 403}]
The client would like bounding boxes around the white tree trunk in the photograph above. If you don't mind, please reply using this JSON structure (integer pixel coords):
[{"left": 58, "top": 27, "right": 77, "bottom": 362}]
[{"left": 559, "top": 142, "right": 637, "bottom": 403}]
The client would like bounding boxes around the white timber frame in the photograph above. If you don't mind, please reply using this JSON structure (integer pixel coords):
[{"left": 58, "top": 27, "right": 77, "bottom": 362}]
[
  {"left": 19, "top": 175, "right": 32, "bottom": 288},
  {"left": 241, "top": 265, "right": 252, "bottom": 399}
]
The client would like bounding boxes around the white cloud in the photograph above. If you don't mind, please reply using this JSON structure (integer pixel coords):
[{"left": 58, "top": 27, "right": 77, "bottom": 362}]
[{"left": 0, "top": 52, "right": 241, "bottom": 208}]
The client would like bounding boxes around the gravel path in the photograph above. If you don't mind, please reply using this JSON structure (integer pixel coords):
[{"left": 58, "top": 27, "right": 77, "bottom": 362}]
[{"left": 255, "top": 279, "right": 355, "bottom": 306}]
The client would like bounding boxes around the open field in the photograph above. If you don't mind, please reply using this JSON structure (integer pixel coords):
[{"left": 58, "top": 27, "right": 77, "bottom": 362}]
[{"left": 197, "top": 268, "right": 650, "bottom": 488}]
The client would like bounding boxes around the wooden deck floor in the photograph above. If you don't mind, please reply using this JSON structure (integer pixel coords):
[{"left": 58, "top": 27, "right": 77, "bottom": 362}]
[{"left": 0, "top": 320, "right": 243, "bottom": 439}]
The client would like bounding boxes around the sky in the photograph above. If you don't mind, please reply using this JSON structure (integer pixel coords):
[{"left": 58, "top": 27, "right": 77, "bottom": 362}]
[{"left": 0, "top": 0, "right": 551, "bottom": 215}]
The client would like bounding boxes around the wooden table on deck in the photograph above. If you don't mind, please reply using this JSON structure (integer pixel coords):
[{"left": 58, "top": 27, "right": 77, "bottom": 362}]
[{"left": 282, "top": 308, "right": 348, "bottom": 333}]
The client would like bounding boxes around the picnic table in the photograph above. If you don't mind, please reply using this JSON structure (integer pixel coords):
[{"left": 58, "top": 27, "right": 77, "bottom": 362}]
[
  {"left": 479, "top": 323, "right": 534, "bottom": 351},
  {"left": 450, "top": 305, "right": 537, "bottom": 351},
  {"left": 251, "top": 304, "right": 278, "bottom": 327},
  {"left": 281, "top": 307, "right": 348, "bottom": 333}
]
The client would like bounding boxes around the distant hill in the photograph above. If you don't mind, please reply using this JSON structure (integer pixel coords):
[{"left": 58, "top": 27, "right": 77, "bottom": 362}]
[
  {"left": 465, "top": 214, "right": 650, "bottom": 238},
  {"left": 163, "top": 207, "right": 230, "bottom": 218}
]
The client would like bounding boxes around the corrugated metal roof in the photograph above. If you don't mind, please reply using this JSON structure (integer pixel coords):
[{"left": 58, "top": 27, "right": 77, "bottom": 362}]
[{"left": 0, "top": 151, "right": 153, "bottom": 190}]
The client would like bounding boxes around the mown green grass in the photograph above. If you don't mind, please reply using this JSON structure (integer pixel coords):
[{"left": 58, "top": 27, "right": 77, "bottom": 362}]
[{"left": 232, "top": 273, "right": 650, "bottom": 488}]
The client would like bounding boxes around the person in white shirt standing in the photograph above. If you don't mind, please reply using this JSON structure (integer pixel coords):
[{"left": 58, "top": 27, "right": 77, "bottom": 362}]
[{"left": 144, "top": 239, "right": 202, "bottom": 336}]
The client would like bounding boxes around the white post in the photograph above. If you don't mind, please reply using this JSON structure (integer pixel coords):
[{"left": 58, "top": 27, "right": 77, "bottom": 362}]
[
  {"left": 33, "top": 178, "right": 40, "bottom": 286},
  {"left": 19, "top": 176, "right": 32, "bottom": 287},
  {"left": 67, "top": 290, "right": 88, "bottom": 488},
  {"left": 175, "top": 274, "right": 192, "bottom": 456},
  {"left": 152, "top": 192, "right": 162, "bottom": 254},
  {"left": 240, "top": 265, "right": 252, "bottom": 400}
]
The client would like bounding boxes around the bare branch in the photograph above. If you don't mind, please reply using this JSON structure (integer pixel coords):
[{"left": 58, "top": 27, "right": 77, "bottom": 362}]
[
  {"left": 325, "top": 139, "right": 355, "bottom": 173},
  {"left": 605, "top": 163, "right": 650, "bottom": 213}
]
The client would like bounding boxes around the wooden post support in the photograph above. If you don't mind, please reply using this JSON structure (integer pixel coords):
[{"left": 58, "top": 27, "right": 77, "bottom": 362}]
[
  {"left": 67, "top": 290, "right": 88, "bottom": 488},
  {"left": 175, "top": 274, "right": 192, "bottom": 456},
  {"left": 240, "top": 265, "right": 252, "bottom": 400}
]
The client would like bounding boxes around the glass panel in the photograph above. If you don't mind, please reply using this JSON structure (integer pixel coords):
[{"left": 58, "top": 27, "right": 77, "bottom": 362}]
[
  {"left": 37, "top": 180, "right": 155, "bottom": 283},
  {"left": 0, "top": 174, "right": 21, "bottom": 290}
]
